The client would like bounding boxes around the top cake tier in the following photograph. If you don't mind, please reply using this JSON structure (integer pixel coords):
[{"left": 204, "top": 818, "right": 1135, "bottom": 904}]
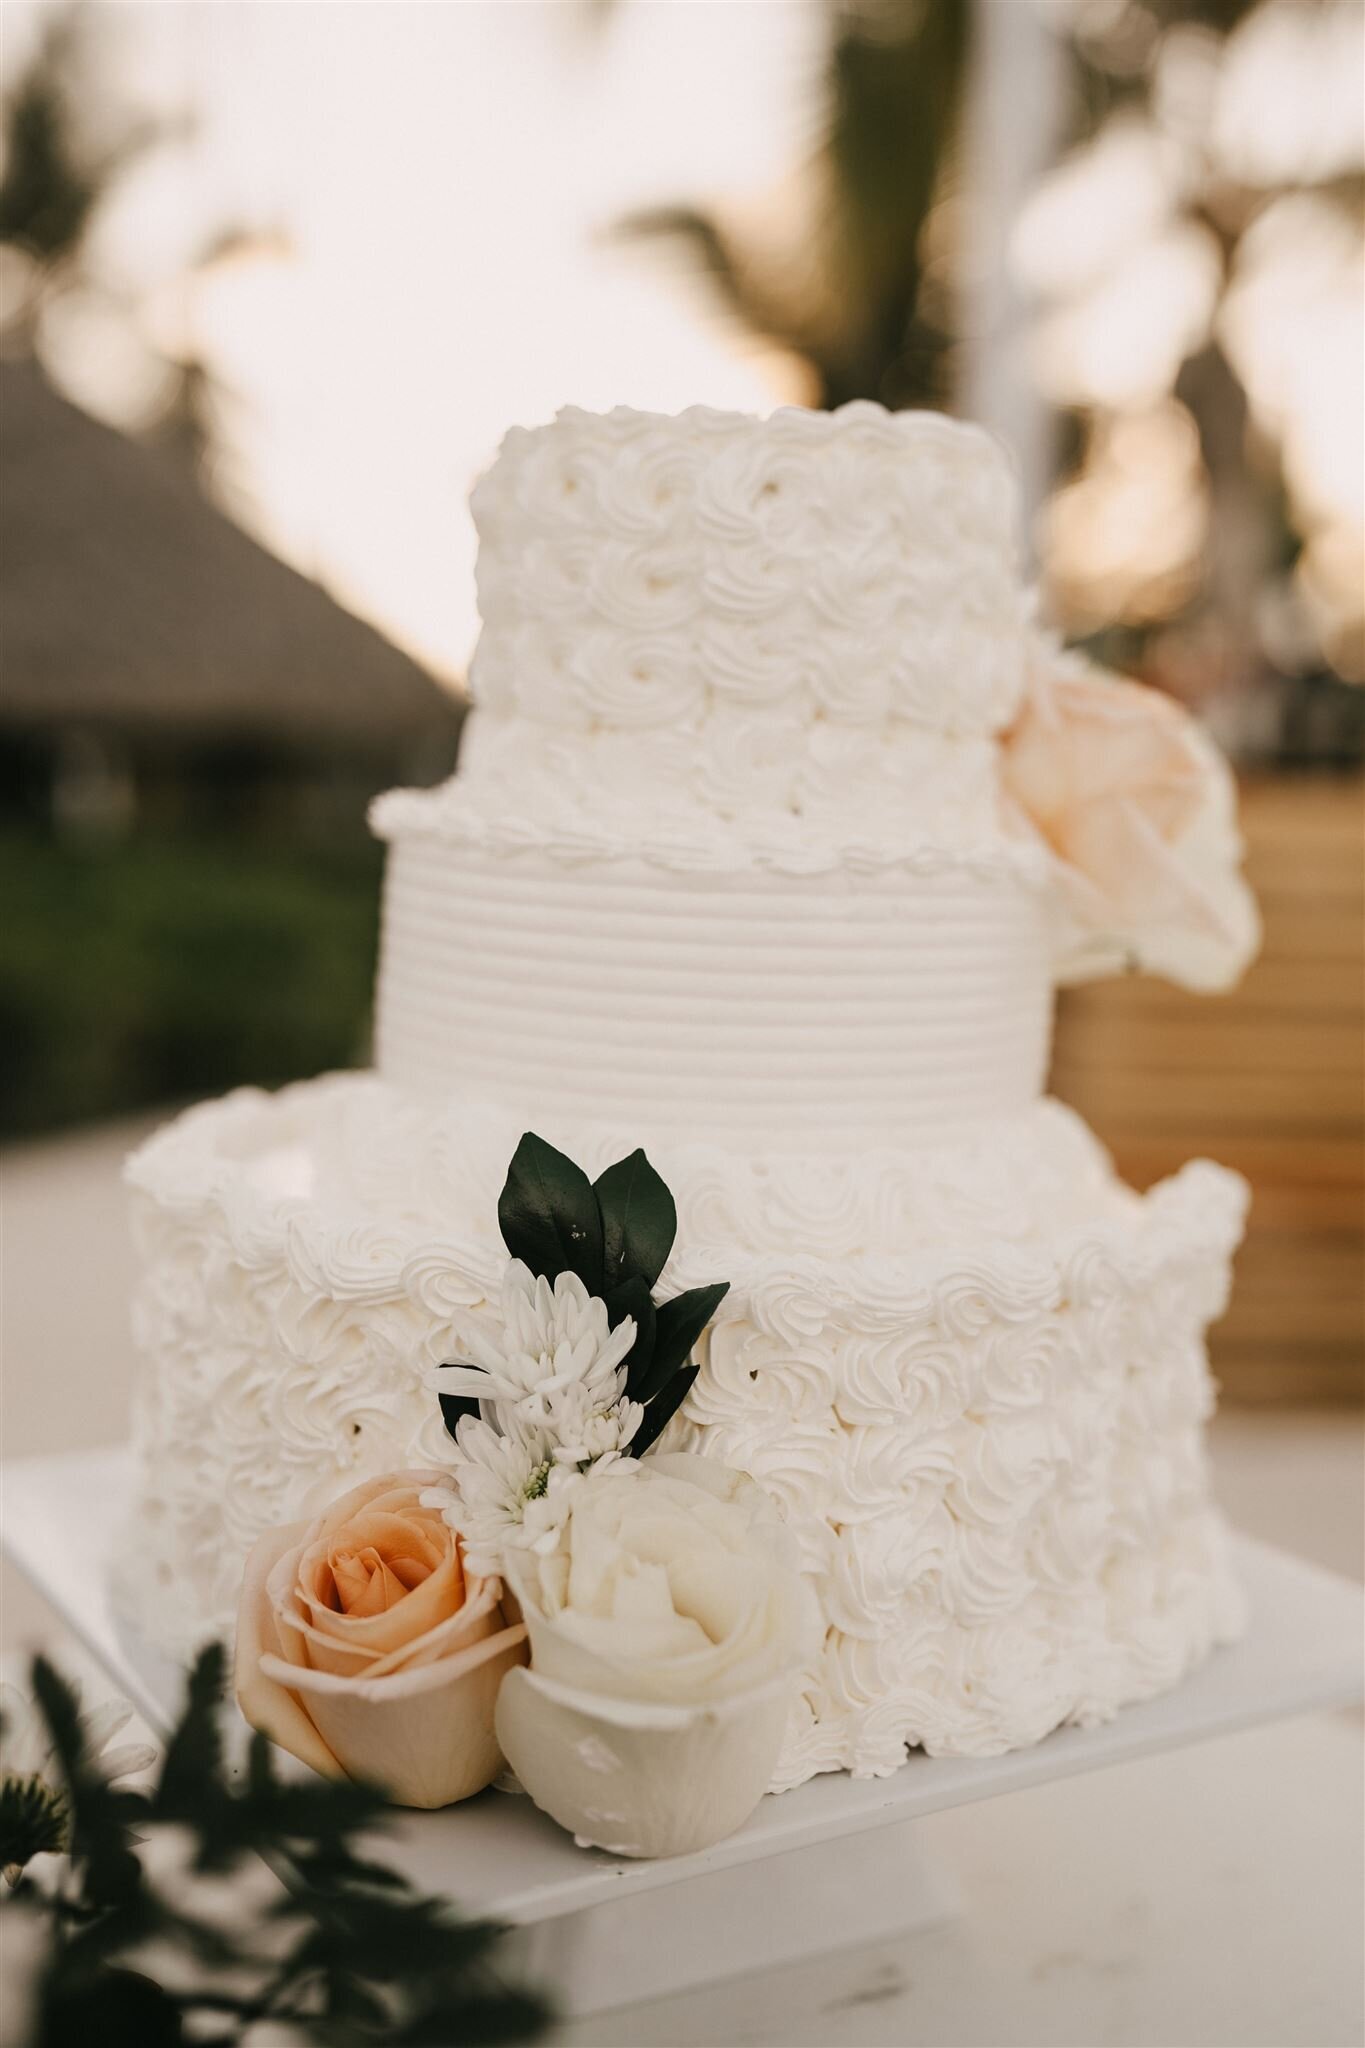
[{"left": 468, "top": 403, "right": 1028, "bottom": 739}]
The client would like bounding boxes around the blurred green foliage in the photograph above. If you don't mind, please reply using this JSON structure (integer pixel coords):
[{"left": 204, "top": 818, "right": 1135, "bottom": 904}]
[{"left": 0, "top": 830, "right": 382, "bottom": 1138}]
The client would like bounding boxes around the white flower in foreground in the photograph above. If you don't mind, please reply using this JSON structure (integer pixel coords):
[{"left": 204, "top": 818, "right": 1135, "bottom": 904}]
[
  {"left": 434, "top": 1262, "right": 637, "bottom": 1429},
  {"left": 494, "top": 1452, "right": 820, "bottom": 1859},
  {"left": 548, "top": 1383, "right": 644, "bottom": 1468},
  {"left": 422, "top": 1414, "right": 583, "bottom": 1581},
  {"left": 1, "top": 1681, "right": 156, "bottom": 1879},
  {"left": 0, "top": 1682, "right": 156, "bottom": 1791}
]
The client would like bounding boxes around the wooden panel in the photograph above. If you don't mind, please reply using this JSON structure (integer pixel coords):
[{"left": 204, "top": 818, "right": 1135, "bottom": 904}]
[{"left": 1052, "top": 775, "right": 1364, "bottom": 1406}]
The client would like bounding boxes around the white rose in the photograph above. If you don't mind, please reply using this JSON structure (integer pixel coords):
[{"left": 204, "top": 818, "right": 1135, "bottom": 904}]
[{"left": 494, "top": 1452, "right": 818, "bottom": 1858}]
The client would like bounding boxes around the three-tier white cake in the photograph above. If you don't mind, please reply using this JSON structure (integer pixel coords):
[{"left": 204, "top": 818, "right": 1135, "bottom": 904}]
[{"left": 121, "top": 402, "right": 1257, "bottom": 1790}]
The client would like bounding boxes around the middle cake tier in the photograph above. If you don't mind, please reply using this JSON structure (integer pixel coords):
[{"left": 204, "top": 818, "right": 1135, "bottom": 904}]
[{"left": 370, "top": 820, "right": 1055, "bottom": 1148}]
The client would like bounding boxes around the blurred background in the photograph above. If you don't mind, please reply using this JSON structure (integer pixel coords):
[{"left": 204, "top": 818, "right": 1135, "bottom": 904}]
[{"left": 1, "top": 0, "right": 1361, "bottom": 1416}]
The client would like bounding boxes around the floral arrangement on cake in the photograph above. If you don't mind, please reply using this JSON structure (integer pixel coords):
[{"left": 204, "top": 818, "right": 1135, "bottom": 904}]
[{"left": 235, "top": 1134, "right": 817, "bottom": 1860}]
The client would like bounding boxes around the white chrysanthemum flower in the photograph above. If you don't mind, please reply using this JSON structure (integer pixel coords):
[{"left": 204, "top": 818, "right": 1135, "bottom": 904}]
[
  {"left": 433, "top": 1261, "right": 637, "bottom": 1428},
  {"left": 548, "top": 1385, "right": 644, "bottom": 1468},
  {"left": 421, "top": 1414, "right": 583, "bottom": 1581},
  {"left": 0, "top": 1683, "right": 156, "bottom": 1789},
  {"left": 1, "top": 1681, "right": 156, "bottom": 1880}
]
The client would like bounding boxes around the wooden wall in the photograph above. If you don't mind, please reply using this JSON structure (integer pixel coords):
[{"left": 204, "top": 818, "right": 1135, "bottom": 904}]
[{"left": 1051, "top": 775, "right": 1364, "bottom": 1405}]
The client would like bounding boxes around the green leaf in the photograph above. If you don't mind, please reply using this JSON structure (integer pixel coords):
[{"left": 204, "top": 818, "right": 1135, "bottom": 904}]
[
  {"left": 593, "top": 1149, "right": 676, "bottom": 1289},
  {"left": 635, "top": 1281, "right": 729, "bottom": 1404},
  {"left": 498, "top": 1133, "right": 603, "bottom": 1291},
  {"left": 396, "top": 1984, "right": 556, "bottom": 2046},
  {"left": 41, "top": 1964, "right": 187, "bottom": 2048},
  {"left": 323, "top": 1974, "right": 391, "bottom": 2029},
  {"left": 29, "top": 1655, "right": 87, "bottom": 1784},
  {"left": 634, "top": 1364, "right": 700, "bottom": 1455},
  {"left": 604, "top": 1276, "right": 657, "bottom": 1397},
  {"left": 31, "top": 1655, "right": 143, "bottom": 1911},
  {"left": 154, "top": 1645, "right": 226, "bottom": 1823}
]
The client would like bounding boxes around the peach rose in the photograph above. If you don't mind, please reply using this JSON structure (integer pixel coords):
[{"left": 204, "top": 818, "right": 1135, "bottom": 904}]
[
  {"left": 1002, "top": 637, "right": 1259, "bottom": 991},
  {"left": 235, "top": 1471, "right": 526, "bottom": 1809}
]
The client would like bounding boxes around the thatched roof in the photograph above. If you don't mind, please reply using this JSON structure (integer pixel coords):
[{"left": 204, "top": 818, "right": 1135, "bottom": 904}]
[{"left": 0, "top": 358, "right": 463, "bottom": 752}]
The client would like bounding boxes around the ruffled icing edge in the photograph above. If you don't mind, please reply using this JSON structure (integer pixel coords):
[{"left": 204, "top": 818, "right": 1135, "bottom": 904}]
[
  {"left": 369, "top": 783, "right": 1056, "bottom": 885},
  {"left": 493, "top": 398, "right": 1018, "bottom": 466},
  {"left": 124, "top": 1074, "right": 1248, "bottom": 1326}
]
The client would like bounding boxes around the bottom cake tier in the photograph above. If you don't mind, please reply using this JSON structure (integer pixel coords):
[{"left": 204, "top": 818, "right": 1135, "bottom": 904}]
[{"left": 119, "top": 1073, "right": 1249, "bottom": 1790}]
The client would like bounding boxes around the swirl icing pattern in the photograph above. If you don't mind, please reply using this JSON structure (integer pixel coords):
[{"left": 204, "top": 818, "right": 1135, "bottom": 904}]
[
  {"left": 467, "top": 405, "right": 1028, "bottom": 743},
  {"left": 120, "top": 1075, "right": 1247, "bottom": 1786}
]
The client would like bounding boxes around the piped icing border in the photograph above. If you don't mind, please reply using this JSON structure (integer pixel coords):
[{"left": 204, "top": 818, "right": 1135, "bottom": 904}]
[{"left": 370, "top": 781, "right": 1055, "bottom": 884}]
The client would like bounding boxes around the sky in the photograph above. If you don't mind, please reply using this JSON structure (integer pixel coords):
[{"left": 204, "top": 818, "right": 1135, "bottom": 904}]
[
  {"left": 4, "top": 0, "right": 1362, "bottom": 685},
  {"left": 17, "top": 1, "right": 827, "bottom": 681}
]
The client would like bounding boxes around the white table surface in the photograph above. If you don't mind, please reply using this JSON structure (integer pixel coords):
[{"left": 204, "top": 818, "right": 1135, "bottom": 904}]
[{"left": 556, "top": 1703, "right": 1364, "bottom": 2048}]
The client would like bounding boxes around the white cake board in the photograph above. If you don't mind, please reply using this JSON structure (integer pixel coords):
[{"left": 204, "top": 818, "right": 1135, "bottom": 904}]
[{"left": 4, "top": 1447, "right": 1361, "bottom": 2016}]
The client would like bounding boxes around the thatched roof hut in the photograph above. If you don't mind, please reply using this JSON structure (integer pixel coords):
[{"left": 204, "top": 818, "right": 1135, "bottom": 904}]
[{"left": 0, "top": 358, "right": 462, "bottom": 772}]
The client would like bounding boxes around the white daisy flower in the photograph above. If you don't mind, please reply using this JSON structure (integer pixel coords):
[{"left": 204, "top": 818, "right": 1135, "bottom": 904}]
[
  {"left": 421, "top": 1414, "right": 583, "bottom": 1581},
  {"left": 0, "top": 1683, "right": 156, "bottom": 1790},
  {"left": 1, "top": 1680, "right": 156, "bottom": 1881},
  {"left": 434, "top": 1261, "right": 637, "bottom": 1429}
]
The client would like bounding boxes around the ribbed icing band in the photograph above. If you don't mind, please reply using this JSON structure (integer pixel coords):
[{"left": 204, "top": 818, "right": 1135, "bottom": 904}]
[{"left": 374, "top": 836, "right": 1053, "bottom": 1144}]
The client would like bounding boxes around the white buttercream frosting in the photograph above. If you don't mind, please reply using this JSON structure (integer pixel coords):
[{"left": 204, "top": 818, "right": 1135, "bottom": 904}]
[
  {"left": 371, "top": 710, "right": 1038, "bottom": 879},
  {"left": 372, "top": 837, "right": 1055, "bottom": 1142},
  {"left": 467, "top": 403, "right": 1028, "bottom": 741},
  {"left": 120, "top": 1076, "right": 1247, "bottom": 1785}
]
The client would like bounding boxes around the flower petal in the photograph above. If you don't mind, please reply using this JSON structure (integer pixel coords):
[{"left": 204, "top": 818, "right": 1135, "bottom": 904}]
[
  {"left": 259, "top": 1620, "right": 528, "bottom": 1809},
  {"left": 494, "top": 1662, "right": 791, "bottom": 1858},
  {"left": 235, "top": 1520, "right": 345, "bottom": 1781}
]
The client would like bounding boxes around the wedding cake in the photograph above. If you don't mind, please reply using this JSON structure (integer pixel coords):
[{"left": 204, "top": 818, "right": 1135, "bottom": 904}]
[{"left": 121, "top": 402, "right": 1259, "bottom": 1791}]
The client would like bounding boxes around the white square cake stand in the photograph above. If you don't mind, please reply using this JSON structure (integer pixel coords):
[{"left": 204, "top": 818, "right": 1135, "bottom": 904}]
[{"left": 3, "top": 1447, "right": 1361, "bottom": 2016}]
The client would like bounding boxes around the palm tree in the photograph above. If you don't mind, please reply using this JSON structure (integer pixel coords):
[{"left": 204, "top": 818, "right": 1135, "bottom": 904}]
[{"left": 619, "top": 0, "right": 972, "bottom": 412}]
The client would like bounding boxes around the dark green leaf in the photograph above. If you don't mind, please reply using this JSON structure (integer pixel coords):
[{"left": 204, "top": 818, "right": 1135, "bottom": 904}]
[
  {"left": 604, "top": 1276, "right": 657, "bottom": 1397},
  {"left": 29, "top": 1656, "right": 87, "bottom": 1784},
  {"left": 31, "top": 1656, "right": 143, "bottom": 1911},
  {"left": 323, "top": 1973, "right": 391, "bottom": 2029},
  {"left": 295, "top": 1848, "right": 409, "bottom": 1892},
  {"left": 41, "top": 1964, "right": 187, "bottom": 2048},
  {"left": 286, "top": 1896, "right": 505, "bottom": 1984},
  {"left": 396, "top": 1984, "right": 555, "bottom": 2046},
  {"left": 635, "top": 1281, "right": 729, "bottom": 1403},
  {"left": 634, "top": 1364, "right": 700, "bottom": 1454},
  {"left": 439, "top": 1390, "right": 481, "bottom": 1442},
  {"left": 246, "top": 1726, "right": 277, "bottom": 1801},
  {"left": 153, "top": 1645, "right": 226, "bottom": 1822},
  {"left": 593, "top": 1149, "right": 676, "bottom": 1289},
  {"left": 498, "top": 1133, "right": 603, "bottom": 1290}
]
